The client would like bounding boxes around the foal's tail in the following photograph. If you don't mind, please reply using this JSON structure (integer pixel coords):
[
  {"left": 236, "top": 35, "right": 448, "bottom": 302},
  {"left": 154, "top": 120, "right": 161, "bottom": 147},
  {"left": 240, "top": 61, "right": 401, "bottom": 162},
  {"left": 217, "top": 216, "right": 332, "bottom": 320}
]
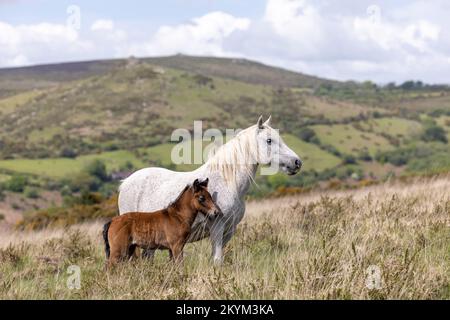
[{"left": 103, "top": 220, "right": 112, "bottom": 258}]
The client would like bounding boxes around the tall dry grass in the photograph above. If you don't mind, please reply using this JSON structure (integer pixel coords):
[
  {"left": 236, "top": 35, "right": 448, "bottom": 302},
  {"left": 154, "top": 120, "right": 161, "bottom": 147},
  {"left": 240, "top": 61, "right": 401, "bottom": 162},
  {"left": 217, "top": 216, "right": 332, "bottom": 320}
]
[{"left": 0, "top": 175, "right": 449, "bottom": 299}]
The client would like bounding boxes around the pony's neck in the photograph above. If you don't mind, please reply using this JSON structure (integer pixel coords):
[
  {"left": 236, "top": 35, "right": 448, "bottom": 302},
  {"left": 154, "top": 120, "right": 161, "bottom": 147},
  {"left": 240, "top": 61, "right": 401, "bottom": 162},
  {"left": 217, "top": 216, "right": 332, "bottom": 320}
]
[
  {"left": 205, "top": 126, "right": 259, "bottom": 195},
  {"left": 233, "top": 163, "right": 258, "bottom": 195}
]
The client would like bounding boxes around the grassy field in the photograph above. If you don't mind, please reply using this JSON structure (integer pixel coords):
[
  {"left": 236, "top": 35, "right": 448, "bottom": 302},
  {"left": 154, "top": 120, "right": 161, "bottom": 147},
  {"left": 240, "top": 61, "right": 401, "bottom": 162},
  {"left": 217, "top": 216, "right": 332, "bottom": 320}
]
[
  {"left": 311, "top": 124, "right": 394, "bottom": 156},
  {"left": 0, "top": 150, "right": 145, "bottom": 178},
  {"left": 1, "top": 176, "right": 448, "bottom": 299},
  {"left": 0, "top": 135, "right": 341, "bottom": 178},
  {"left": 281, "top": 134, "right": 341, "bottom": 171},
  {"left": 359, "top": 118, "right": 423, "bottom": 140}
]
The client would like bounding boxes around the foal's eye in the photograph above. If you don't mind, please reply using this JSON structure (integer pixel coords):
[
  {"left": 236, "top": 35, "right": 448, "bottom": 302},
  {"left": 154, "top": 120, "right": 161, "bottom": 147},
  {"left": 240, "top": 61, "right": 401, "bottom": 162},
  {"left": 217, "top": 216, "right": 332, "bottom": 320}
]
[
  {"left": 199, "top": 196, "right": 205, "bottom": 202},
  {"left": 266, "top": 138, "right": 272, "bottom": 145}
]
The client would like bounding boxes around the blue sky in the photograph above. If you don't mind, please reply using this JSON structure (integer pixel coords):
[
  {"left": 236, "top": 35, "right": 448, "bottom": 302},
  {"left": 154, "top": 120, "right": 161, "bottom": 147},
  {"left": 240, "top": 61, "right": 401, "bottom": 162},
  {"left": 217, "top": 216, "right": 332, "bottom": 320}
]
[
  {"left": 0, "top": 1, "right": 263, "bottom": 25},
  {"left": 1, "top": 0, "right": 449, "bottom": 83}
]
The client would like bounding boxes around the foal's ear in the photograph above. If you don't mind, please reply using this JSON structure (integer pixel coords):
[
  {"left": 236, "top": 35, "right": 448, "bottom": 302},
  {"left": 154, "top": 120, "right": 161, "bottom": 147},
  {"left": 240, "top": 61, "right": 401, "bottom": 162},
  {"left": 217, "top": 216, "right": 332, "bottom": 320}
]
[
  {"left": 199, "top": 178, "right": 209, "bottom": 188},
  {"left": 193, "top": 178, "right": 200, "bottom": 190}
]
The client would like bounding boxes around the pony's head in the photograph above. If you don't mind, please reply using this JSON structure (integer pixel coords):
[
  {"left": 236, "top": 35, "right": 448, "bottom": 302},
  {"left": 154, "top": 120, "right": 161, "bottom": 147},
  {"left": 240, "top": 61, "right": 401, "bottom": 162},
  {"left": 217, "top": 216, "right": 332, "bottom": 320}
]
[
  {"left": 253, "top": 115, "right": 302, "bottom": 175},
  {"left": 190, "top": 178, "right": 221, "bottom": 218}
]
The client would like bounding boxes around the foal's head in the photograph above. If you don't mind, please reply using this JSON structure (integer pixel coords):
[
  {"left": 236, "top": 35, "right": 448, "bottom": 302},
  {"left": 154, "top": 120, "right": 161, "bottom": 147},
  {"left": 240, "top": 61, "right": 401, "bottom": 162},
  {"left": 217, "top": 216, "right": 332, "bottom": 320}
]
[{"left": 189, "top": 178, "right": 221, "bottom": 219}]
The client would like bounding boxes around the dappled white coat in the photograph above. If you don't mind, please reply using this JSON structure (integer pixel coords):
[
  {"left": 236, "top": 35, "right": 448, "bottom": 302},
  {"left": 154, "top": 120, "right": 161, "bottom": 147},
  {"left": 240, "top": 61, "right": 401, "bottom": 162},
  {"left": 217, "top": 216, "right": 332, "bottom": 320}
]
[{"left": 118, "top": 118, "right": 301, "bottom": 263}]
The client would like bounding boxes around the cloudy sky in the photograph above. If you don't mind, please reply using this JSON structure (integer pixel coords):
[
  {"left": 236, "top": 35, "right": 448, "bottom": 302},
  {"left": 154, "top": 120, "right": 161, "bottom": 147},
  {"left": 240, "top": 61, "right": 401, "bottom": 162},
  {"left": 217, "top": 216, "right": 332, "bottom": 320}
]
[{"left": 0, "top": 0, "right": 449, "bottom": 84}]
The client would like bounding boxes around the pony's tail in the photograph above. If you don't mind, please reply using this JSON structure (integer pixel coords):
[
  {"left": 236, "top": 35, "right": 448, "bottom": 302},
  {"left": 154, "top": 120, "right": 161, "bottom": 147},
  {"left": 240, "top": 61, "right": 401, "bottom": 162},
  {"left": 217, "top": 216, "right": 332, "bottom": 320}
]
[{"left": 103, "top": 221, "right": 112, "bottom": 258}]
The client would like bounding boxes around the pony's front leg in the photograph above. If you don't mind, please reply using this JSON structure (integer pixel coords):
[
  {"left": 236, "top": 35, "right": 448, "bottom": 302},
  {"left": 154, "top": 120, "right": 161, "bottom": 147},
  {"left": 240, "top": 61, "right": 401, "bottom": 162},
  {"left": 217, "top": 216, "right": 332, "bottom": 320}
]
[{"left": 209, "top": 220, "right": 225, "bottom": 265}]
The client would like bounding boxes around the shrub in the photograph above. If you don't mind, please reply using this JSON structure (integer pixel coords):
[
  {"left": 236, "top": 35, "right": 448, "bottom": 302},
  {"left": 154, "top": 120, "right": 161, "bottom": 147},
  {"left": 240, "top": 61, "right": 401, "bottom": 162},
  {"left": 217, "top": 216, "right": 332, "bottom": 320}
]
[
  {"left": 421, "top": 125, "right": 448, "bottom": 143},
  {"left": 69, "top": 172, "right": 101, "bottom": 192},
  {"left": 358, "top": 151, "right": 372, "bottom": 161},
  {"left": 85, "top": 159, "right": 109, "bottom": 182},
  {"left": 342, "top": 154, "right": 357, "bottom": 165},
  {"left": 321, "top": 144, "right": 341, "bottom": 157},
  {"left": 60, "top": 185, "right": 72, "bottom": 197},
  {"left": 59, "top": 148, "right": 77, "bottom": 158},
  {"left": 267, "top": 174, "right": 288, "bottom": 189},
  {"left": 24, "top": 186, "right": 39, "bottom": 199},
  {"left": 298, "top": 128, "right": 317, "bottom": 143},
  {"left": 5, "top": 175, "right": 28, "bottom": 193}
]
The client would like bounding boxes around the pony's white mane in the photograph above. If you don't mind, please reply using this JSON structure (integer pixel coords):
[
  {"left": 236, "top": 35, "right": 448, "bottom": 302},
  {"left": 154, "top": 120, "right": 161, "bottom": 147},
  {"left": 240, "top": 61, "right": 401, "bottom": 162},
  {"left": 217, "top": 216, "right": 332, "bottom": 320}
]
[{"left": 206, "top": 125, "right": 260, "bottom": 186}]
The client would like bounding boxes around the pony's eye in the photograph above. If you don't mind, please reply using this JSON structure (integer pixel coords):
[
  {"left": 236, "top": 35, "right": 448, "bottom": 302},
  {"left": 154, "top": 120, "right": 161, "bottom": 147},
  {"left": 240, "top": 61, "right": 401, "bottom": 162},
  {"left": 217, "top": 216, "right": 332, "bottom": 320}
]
[
  {"left": 267, "top": 138, "right": 272, "bottom": 145},
  {"left": 199, "top": 196, "right": 205, "bottom": 202}
]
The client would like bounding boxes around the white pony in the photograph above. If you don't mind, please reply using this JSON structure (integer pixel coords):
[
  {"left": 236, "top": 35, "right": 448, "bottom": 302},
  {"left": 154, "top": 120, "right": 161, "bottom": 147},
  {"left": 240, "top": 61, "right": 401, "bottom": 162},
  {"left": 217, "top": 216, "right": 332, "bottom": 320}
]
[{"left": 118, "top": 116, "right": 302, "bottom": 263}]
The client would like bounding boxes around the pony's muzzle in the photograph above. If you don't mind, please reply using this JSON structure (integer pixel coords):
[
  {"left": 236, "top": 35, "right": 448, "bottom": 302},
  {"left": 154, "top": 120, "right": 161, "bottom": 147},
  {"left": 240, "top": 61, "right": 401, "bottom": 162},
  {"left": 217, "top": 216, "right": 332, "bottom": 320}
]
[{"left": 285, "top": 157, "right": 302, "bottom": 175}]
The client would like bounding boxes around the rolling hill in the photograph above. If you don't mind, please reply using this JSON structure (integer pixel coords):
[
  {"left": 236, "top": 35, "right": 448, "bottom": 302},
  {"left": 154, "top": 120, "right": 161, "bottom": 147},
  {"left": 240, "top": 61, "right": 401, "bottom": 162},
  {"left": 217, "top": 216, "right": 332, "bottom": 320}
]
[{"left": 0, "top": 55, "right": 449, "bottom": 223}]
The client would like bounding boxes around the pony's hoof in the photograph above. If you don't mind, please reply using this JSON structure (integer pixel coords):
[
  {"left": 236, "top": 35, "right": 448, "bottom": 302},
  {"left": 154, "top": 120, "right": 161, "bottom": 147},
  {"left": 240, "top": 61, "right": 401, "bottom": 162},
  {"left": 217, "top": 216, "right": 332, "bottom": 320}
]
[{"left": 213, "top": 257, "right": 223, "bottom": 266}]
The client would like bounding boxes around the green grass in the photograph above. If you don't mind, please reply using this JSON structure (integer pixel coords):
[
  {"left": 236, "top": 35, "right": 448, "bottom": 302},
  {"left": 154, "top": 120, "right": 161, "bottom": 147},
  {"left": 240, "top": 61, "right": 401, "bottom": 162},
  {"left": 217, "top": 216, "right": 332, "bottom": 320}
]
[
  {"left": 0, "top": 90, "right": 43, "bottom": 115},
  {"left": 0, "top": 173, "right": 10, "bottom": 183},
  {"left": 0, "top": 151, "right": 144, "bottom": 178},
  {"left": 359, "top": 117, "right": 423, "bottom": 139},
  {"left": 281, "top": 134, "right": 341, "bottom": 171},
  {"left": 303, "top": 96, "right": 370, "bottom": 120},
  {"left": 311, "top": 124, "right": 394, "bottom": 156}
]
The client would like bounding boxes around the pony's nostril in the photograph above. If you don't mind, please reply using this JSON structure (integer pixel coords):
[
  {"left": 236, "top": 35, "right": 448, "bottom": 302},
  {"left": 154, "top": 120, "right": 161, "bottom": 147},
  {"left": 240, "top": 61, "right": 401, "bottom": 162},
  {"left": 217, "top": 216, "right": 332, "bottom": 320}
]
[{"left": 295, "top": 159, "right": 302, "bottom": 168}]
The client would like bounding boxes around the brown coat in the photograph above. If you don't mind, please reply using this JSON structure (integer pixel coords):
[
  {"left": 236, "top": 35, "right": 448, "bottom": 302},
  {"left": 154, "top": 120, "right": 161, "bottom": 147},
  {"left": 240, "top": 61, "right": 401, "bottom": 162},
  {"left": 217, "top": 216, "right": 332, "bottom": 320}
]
[{"left": 103, "top": 178, "right": 220, "bottom": 267}]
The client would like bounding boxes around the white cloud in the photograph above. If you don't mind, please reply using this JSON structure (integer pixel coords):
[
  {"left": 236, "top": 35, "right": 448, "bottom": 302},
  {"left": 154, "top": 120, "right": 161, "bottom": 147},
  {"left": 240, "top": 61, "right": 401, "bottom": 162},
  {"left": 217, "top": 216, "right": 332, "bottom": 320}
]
[
  {"left": 91, "top": 19, "right": 127, "bottom": 43},
  {"left": 0, "top": 1, "right": 449, "bottom": 83},
  {"left": 223, "top": 0, "right": 450, "bottom": 83},
  {"left": 124, "top": 11, "right": 250, "bottom": 57},
  {"left": 0, "top": 21, "right": 89, "bottom": 67},
  {"left": 91, "top": 19, "right": 114, "bottom": 31}
]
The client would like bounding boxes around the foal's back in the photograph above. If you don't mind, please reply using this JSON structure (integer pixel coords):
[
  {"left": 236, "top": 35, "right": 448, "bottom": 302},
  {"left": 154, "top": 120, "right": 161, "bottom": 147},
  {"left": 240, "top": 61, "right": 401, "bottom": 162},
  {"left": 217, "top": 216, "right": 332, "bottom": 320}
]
[{"left": 110, "top": 209, "right": 175, "bottom": 247}]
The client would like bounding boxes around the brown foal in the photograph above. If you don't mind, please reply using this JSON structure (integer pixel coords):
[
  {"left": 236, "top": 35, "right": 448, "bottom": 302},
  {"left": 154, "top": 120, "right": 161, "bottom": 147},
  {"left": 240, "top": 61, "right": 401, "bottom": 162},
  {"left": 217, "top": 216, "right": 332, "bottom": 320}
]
[{"left": 103, "top": 178, "right": 220, "bottom": 268}]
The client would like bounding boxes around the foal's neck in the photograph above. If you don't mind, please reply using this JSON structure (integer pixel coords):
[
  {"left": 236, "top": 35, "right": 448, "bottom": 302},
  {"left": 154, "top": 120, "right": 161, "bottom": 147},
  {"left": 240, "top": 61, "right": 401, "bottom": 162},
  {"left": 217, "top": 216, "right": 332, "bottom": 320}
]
[{"left": 169, "top": 190, "right": 198, "bottom": 226}]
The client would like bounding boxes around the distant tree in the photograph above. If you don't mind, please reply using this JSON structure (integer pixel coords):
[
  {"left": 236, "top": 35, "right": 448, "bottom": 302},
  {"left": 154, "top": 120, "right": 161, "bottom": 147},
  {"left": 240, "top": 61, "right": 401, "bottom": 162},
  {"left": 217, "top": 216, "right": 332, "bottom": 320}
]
[
  {"left": 342, "top": 154, "right": 357, "bottom": 165},
  {"left": 85, "top": 159, "right": 109, "bottom": 182},
  {"left": 372, "top": 111, "right": 382, "bottom": 118},
  {"left": 358, "top": 151, "right": 372, "bottom": 161},
  {"left": 386, "top": 82, "right": 396, "bottom": 90},
  {"left": 421, "top": 125, "right": 448, "bottom": 143},
  {"left": 60, "top": 148, "right": 77, "bottom": 158},
  {"left": 362, "top": 81, "right": 377, "bottom": 90},
  {"left": 298, "top": 128, "right": 317, "bottom": 143},
  {"left": 399, "top": 80, "right": 424, "bottom": 90}
]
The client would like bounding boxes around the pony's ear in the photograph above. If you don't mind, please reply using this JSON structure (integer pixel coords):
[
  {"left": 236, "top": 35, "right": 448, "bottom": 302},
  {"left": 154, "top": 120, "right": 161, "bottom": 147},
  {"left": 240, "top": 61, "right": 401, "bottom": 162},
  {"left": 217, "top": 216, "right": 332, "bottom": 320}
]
[
  {"left": 257, "top": 115, "right": 264, "bottom": 129},
  {"left": 199, "top": 178, "right": 209, "bottom": 188},
  {"left": 263, "top": 115, "right": 272, "bottom": 127}
]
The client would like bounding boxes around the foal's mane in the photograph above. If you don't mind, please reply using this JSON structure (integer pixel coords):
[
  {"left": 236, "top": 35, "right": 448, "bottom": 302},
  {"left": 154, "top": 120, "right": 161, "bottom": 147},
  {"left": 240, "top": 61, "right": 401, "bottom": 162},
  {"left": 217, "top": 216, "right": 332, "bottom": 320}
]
[
  {"left": 206, "top": 124, "right": 260, "bottom": 187},
  {"left": 168, "top": 184, "right": 191, "bottom": 209}
]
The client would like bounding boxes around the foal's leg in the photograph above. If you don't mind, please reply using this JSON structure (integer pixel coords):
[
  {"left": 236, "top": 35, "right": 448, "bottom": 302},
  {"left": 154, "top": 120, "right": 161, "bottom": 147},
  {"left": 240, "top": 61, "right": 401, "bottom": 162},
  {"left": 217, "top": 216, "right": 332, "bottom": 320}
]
[
  {"left": 108, "top": 243, "right": 128, "bottom": 269},
  {"left": 170, "top": 245, "right": 184, "bottom": 264},
  {"left": 127, "top": 244, "right": 137, "bottom": 261}
]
